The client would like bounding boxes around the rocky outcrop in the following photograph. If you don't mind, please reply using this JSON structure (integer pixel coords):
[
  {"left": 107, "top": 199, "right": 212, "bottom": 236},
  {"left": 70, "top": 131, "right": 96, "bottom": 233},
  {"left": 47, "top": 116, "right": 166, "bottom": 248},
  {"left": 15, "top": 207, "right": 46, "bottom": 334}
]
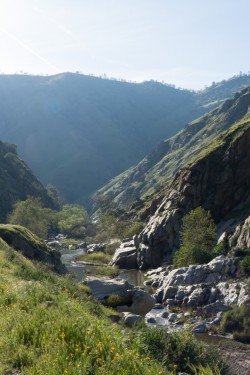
[
  {"left": 0, "top": 224, "right": 66, "bottom": 274},
  {"left": 146, "top": 257, "right": 249, "bottom": 313},
  {"left": 122, "top": 312, "right": 143, "bottom": 327},
  {"left": 142, "top": 256, "right": 249, "bottom": 331}
]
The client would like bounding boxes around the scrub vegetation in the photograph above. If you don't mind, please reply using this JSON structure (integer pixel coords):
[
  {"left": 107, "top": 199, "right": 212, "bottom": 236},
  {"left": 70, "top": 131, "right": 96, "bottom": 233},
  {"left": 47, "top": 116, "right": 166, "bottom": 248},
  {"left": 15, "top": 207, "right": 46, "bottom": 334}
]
[{"left": 0, "top": 229, "right": 225, "bottom": 375}]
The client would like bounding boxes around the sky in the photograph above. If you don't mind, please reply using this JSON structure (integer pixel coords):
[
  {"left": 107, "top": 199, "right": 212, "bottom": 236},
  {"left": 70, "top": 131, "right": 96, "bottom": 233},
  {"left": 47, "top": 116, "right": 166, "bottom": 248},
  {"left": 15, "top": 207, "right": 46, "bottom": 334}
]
[{"left": 0, "top": 0, "right": 249, "bottom": 90}]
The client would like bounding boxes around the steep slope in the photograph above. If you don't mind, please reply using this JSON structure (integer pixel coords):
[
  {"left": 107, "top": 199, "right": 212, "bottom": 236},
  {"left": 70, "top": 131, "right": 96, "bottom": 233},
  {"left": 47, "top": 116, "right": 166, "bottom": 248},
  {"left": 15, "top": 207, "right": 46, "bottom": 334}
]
[
  {"left": 0, "top": 73, "right": 202, "bottom": 204},
  {"left": 0, "top": 141, "right": 56, "bottom": 221},
  {"left": 112, "top": 113, "right": 250, "bottom": 269},
  {"left": 99, "top": 88, "right": 250, "bottom": 208}
]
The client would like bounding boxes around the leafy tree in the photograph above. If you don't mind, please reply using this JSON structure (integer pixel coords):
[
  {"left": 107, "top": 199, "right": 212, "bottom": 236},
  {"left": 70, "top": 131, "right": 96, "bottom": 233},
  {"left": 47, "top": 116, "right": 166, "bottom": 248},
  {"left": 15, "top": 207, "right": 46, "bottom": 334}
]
[
  {"left": 8, "top": 197, "right": 56, "bottom": 238},
  {"left": 174, "top": 207, "right": 216, "bottom": 267},
  {"left": 57, "top": 204, "right": 88, "bottom": 238}
]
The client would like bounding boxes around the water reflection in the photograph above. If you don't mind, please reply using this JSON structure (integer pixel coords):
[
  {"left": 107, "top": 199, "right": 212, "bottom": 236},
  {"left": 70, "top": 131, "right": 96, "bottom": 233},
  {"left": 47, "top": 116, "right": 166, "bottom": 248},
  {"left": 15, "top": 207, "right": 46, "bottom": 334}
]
[{"left": 116, "top": 269, "right": 144, "bottom": 287}]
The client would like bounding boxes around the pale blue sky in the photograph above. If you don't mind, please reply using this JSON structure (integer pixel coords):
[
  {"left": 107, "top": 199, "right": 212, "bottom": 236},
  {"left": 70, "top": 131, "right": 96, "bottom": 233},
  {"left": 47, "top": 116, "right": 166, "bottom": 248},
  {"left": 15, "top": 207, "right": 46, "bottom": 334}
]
[{"left": 0, "top": 0, "right": 249, "bottom": 89}]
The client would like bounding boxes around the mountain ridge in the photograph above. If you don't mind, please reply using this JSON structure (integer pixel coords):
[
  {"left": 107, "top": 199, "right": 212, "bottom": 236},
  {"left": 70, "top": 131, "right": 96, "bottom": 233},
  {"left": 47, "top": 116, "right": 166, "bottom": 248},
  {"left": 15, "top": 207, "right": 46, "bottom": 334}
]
[{"left": 1, "top": 72, "right": 250, "bottom": 205}]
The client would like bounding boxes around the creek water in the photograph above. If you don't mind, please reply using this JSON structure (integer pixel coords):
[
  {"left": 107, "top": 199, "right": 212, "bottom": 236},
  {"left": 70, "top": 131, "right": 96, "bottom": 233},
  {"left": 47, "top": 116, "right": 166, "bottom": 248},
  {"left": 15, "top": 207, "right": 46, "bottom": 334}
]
[{"left": 60, "top": 247, "right": 144, "bottom": 286}]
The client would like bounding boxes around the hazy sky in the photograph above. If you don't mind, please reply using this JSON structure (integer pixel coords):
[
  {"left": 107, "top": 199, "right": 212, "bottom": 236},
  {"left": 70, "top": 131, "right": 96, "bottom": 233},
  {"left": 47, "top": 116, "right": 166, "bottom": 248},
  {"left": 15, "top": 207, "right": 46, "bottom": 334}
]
[{"left": 0, "top": 0, "right": 249, "bottom": 89}]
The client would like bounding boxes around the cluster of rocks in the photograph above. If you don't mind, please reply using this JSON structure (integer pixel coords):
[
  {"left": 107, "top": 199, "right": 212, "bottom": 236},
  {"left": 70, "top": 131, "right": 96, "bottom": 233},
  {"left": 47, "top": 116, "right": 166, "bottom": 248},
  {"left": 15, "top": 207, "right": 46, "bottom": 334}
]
[
  {"left": 79, "top": 242, "right": 106, "bottom": 254},
  {"left": 143, "top": 256, "right": 249, "bottom": 331},
  {"left": 86, "top": 256, "right": 250, "bottom": 332},
  {"left": 85, "top": 278, "right": 155, "bottom": 318}
]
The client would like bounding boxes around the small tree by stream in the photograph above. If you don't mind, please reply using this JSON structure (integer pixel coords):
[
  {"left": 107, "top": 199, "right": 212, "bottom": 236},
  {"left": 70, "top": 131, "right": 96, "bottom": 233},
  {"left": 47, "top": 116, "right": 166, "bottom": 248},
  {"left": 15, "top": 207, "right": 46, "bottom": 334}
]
[{"left": 174, "top": 207, "right": 216, "bottom": 267}]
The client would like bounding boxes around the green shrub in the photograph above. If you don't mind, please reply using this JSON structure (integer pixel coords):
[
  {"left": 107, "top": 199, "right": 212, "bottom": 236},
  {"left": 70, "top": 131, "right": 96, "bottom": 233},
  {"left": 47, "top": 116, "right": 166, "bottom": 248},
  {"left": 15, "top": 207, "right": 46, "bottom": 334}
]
[
  {"left": 134, "top": 326, "right": 226, "bottom": 374},
  {"left": 220, "top": 305, "right": 250, "bottom": 343},
  {"left": 174, "top": 207, "right": 216, "bottom": 267},
  {"left": 104, "top": 293, "right": 132, "bottom": 308},
  {"left": 240, "top": 255, "right": 250, "bottom": 275}
]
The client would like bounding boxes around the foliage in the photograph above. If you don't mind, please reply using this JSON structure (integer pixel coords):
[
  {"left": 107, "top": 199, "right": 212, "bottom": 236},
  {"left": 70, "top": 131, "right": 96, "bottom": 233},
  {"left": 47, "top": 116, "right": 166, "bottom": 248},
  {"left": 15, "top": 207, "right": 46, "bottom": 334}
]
[
  {"left": 174, "top": 207, "right": 216, "bottom": 267},
  {"left": 8, "top": 198, "right": 56, "bottom": 239},
  {"left": 220, "top": 305, "right": 250, "bottom": 343},
  {"left": 240, "top": 254, "right": 250, "bottom": 276},
  {"left": 104, "top": 293, "right": 132, "bottom": 308},
  {"left": 133, "top": 326, "right": 226, "bottom": 374},
  {"left": 57, "top": 204, "right": 88, "bottom": 238}
]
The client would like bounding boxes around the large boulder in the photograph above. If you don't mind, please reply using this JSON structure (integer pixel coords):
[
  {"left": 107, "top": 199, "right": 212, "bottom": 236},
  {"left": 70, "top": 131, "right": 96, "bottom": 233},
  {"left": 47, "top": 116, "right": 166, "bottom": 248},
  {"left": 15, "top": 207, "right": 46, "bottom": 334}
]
[
  {"left": 117, "top": 289, "right": 156, "bottom": 316},
  {"left": 85, "top": 278, "right": 133, "bottom": 301},
  {"left": 110, "top": 238, "right": 137, "bottom": 269}
]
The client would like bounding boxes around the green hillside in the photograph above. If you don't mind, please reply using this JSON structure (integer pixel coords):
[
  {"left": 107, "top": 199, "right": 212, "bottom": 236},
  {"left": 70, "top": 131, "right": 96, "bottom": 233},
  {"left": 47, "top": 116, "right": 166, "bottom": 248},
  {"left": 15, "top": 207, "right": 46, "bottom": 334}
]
[{"left": 98, "top": 87, "right": 250, "bottom": 210}]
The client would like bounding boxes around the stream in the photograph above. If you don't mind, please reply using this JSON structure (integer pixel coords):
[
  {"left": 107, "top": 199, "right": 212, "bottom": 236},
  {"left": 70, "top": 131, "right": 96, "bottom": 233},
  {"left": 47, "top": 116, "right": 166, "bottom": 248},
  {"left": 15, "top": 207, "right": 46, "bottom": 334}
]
[{"left": 60, "top": 246, "right": 145, "bottom": 286}]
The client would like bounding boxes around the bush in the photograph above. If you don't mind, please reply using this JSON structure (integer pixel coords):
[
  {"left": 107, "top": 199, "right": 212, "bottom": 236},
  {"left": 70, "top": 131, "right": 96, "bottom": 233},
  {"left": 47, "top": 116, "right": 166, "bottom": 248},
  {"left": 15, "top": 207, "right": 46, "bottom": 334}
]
[
  {"left": 240, "top": 254, "right": 250, "bottom": 275},
  {"left": 104, "top": 293, "right": 132, "bottom": 308},
  {"left": 134, "top": 326, "right": 226, "bottom": 374},
  {"left": 174, "top": 207, "right": 216, "bottom": 267},
  {"left": 220, "top": 305, "right": 250, "bottom": 343}
]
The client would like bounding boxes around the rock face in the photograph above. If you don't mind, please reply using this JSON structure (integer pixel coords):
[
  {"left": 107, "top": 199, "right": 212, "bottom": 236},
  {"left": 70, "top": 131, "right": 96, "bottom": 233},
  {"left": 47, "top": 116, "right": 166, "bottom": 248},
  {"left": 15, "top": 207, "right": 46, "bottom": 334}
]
[
  {"left": 229, "top": 216, "right": 250, "bottom": 250},
  {"left": 0, "top": 224, "right": 66, "bottom": 274},
  {"left": 111, "top": 113, "right": 250, "bottom": 270}
]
